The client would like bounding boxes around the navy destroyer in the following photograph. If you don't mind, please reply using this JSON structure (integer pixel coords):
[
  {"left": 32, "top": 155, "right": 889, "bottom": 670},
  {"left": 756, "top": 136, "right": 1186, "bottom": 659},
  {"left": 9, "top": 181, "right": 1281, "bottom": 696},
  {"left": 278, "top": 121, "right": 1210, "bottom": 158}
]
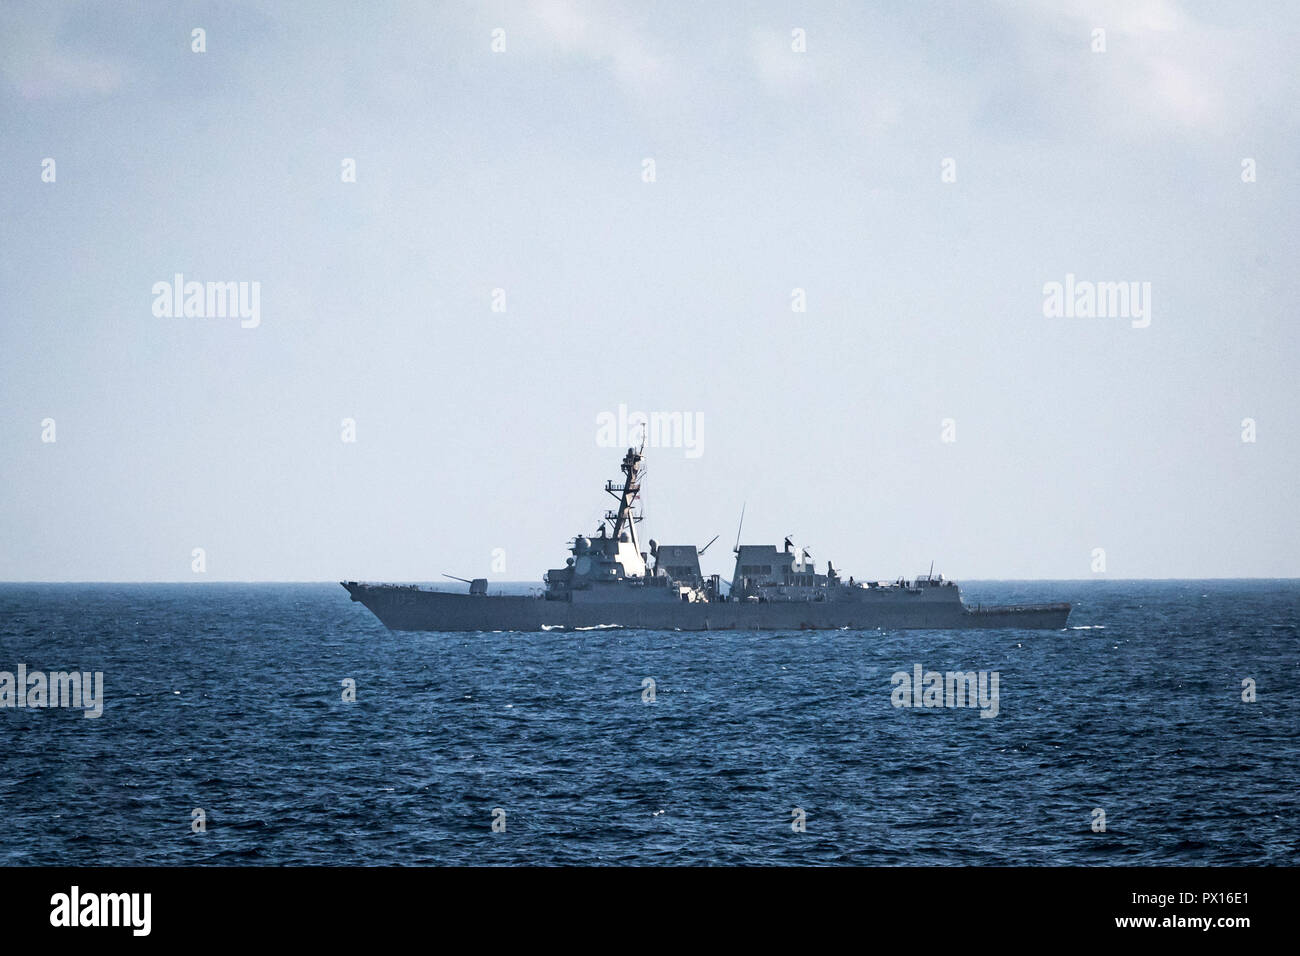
[{"left": 343, "top": 444, "right": 1070, "bottom": 632}]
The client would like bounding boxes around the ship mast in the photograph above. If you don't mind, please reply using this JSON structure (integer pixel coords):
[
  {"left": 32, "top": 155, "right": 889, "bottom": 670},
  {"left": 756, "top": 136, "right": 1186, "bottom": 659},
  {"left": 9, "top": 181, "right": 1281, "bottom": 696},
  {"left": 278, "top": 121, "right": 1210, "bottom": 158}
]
[{"left": 605, "top": 439, "right": 645, "bottom": 556}]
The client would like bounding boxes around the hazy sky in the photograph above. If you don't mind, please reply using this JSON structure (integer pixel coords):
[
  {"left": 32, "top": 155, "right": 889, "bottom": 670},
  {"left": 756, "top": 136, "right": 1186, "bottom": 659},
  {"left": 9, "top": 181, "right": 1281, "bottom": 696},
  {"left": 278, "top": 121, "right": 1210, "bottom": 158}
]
[{"left": 1, "top": 0, "right": 1297, "bottom": 581}]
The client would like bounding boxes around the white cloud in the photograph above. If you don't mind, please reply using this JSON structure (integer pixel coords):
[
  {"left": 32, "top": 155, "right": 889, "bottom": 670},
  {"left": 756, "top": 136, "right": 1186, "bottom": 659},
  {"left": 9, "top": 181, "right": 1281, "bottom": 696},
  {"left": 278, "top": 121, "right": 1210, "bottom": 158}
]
[
  {"left": 526, "top": 0, "right": 670, "bottom": 97},
  {"left": 0, "top": 9, "right": 128, "bottom": 100},
  {"left": 1006, "top": 0, "right": 1250, "bottom": 134},
  {"left": 748, "top": 27, "right": 814, "bottom": 95}
]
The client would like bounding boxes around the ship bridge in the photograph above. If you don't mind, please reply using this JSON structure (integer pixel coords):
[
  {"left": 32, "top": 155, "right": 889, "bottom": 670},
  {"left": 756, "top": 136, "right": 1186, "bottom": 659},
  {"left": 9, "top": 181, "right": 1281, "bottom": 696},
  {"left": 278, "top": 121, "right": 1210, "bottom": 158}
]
[
  {"left": 651, "top": 543, "right": 703, "bottom": 586},
  {"left": 730, "top": 540, "right": 834, "bottom": 599}
]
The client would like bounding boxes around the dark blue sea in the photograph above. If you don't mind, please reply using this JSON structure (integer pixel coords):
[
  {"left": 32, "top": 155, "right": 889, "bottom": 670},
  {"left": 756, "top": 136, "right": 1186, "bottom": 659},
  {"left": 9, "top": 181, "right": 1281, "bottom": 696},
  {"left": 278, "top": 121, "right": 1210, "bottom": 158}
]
[{"left": 1, "top": 581, "right": 1296, "bottom": 866}]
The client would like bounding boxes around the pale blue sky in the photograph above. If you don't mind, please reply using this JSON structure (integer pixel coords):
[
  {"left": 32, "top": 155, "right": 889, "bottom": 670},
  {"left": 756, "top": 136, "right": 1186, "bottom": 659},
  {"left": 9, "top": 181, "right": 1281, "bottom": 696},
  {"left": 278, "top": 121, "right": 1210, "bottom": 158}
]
[{"left": 1, "top": 0, "right": 1297, "bottom": 581}]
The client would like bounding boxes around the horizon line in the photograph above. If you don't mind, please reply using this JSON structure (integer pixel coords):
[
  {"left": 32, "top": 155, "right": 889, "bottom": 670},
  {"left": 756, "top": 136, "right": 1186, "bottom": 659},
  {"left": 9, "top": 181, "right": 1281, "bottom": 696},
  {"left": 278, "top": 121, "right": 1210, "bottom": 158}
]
[{"left": 2, "top": 577, "right": 1298, "bottom": 585}]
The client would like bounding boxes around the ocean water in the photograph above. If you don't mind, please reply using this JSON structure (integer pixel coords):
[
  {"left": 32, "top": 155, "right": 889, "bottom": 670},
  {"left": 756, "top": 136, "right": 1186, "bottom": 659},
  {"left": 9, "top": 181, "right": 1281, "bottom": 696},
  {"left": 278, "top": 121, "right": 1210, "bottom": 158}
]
[{"left": 1, "top": 580, "right": 1296, "bottom": 866}]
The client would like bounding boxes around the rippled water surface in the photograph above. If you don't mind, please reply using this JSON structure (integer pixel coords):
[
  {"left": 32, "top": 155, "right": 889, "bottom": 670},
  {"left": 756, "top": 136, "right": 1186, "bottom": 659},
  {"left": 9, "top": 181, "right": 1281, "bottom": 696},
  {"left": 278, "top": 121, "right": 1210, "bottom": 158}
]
[{"left": 2, "top": 581, "right": 1296, "bottom": 865}]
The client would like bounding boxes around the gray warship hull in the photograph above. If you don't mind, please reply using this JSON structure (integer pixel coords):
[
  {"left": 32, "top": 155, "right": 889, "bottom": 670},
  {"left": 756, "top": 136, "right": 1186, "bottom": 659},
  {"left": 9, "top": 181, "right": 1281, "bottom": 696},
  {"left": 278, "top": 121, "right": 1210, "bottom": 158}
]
[
  {"left": 342, "top": 581, "right": 1071, "bottom": 632},
  {"left": 343, "top": 443, "right": 1072, "bottom": 632}
]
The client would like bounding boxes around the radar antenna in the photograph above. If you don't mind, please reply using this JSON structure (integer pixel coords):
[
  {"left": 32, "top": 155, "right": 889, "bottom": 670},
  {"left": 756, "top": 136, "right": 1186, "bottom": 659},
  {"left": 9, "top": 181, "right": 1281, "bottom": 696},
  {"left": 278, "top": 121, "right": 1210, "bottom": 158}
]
[
  {"left": 733, "top": 503, "right": 746, "bottom": 554},
  {"left": 606, "top": 445, "right": 645, "bottom": 549}
]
